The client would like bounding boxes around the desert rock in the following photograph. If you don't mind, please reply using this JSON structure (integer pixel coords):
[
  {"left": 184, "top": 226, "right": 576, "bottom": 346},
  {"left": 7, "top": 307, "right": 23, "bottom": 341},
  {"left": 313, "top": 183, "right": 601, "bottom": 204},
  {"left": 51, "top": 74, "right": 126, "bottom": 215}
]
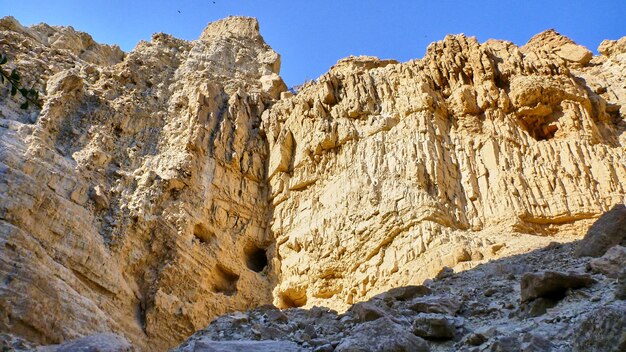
[
  {"left": 575, "top": 204, "right": 626, "bottom": 257},
  {"left": 589, "top": 245, "right": 626, "bottom": 278},
  {"left": 520, "top": 271, "right": 595, "bottom": 303},
  {"left": 1, "top": 15, "right": 626, "bottom": 352}
]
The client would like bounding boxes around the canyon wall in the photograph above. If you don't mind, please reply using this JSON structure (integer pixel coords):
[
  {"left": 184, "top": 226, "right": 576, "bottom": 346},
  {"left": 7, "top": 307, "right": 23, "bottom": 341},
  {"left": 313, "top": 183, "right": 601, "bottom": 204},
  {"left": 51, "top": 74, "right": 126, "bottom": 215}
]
[
  {"left": 1, "top": 15, "right": 625, "bottom": 351},
  {"left": 264, "top": 31, "right": 626, "bottom": 310},
  {"left": 0, "top": 16, "right": 284, "bottom": 350}
]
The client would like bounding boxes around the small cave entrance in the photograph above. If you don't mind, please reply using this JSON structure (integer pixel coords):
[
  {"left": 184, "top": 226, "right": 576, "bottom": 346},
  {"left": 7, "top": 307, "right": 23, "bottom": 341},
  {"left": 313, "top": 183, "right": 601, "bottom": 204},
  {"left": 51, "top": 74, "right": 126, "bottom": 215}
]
[
  {"left": 212, "top": 265, "right": 239, "bottom": 296},
  {"left": 529, "top": 122, "right": 559, "bottom": 141},
  {"left": 519, "top": 110, "right": 561, "bottom": 141},
  {"left": 277, "top": 287, "right": 308, "bottom": 309},
  {"left": 193, "top": 223, "right": 215, "bottom": 245},
  {"left": 245, "top": 245, "right": 269, "bottom": 273}
]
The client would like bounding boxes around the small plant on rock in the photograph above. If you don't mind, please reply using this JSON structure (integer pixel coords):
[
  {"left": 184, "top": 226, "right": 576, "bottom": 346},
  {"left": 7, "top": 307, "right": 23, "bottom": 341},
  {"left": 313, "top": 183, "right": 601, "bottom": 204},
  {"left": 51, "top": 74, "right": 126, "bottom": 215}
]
[{"left": 0, "top": 52, "right": 41, "bottom": 109}]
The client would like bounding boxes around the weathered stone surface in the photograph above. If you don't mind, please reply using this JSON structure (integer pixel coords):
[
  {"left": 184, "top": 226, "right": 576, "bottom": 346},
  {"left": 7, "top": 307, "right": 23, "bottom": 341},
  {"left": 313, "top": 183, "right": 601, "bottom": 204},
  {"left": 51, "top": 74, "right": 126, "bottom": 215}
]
[
  {"left": 173, "top": 340, "right": 305, "bottom": 352},
  {"left": 1, "top": 16, "right": 281, "bottom": 350},
  {"left": 589, "top": 245, "right": 626, "bottom": 278},
  {"left": 346, "top": 301, "right": 388, "bottom": 322},
  {"left": 265, "top": 29, "right": 626, "bottom": 311},
  {"left": 2, "top": 15, "right": 626, "bottom": 352},
  {"left": 617, "top": 267, "right": 626, "bottom": 300},
  {"left": 575, "top": 204, "right": 626, "bottom": 257},
  {"left": 572, "top": 302, "right": 626, "bottom": 352},
  {"left": 173, "top": 241, "right": 626, "bottom": 352},
  {"left": 37, "top": 333, "right": 134, "bottom": 352},
  {"left": 520, "top": 271, "right": 595, "bottom": 302},
  {"left": 410, "top": 296, "right": 462, "bottom": 315},
  {"left": 382, "top": 285, "right": 432, "bottom": 301},
  {"left": 598, "top": 37, "right": 626, "bottom": 57},
  {"left": 412, "top": 314, "right": 456, "bottom": 340},
  {"left": 335, "top": 317, "right": 430, "bottom": 352}
]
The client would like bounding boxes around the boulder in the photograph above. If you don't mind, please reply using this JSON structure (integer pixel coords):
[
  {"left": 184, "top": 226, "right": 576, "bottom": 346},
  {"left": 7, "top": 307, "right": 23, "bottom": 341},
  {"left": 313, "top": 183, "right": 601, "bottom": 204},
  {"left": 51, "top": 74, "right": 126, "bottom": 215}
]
[
  {"left": 589, "top": 245, "right": 626, "bottom": 278},
  {"left": 556, "top": 43, "right": 593, "bottom": 65},
  {"left": 335, "top": 317, "right": 430, "bottom": 352},
  {"left": 383, "top": 285, "right": 432, "bottom": 301},
  {"left": 412, "top": 314, "right": 457, "bottom": 340},
  {"left": 572, "top": 302, "right": 626, "bottom": 352},
  {"left": 410, "top": 296, "right": 462, "bottom": 315},
  {"left": 520, "top": 271, "right": 595, "bottom": 303},
  {"left": 575, "top": 204, "right": 626, "bottom": 257},
  {"left": 347, "top": 301, "right": 388, "bottom": 322}
]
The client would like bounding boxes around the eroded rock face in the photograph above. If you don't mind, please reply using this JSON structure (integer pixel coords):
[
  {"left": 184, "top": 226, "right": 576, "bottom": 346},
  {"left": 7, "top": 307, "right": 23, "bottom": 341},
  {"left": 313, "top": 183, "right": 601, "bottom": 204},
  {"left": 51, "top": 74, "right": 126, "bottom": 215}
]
[
  {"left": 264, "top": 29, "right": 626, "bottom": 310},
  {"left": 2, "top": 16, "right": 626, "bottom": 352},
  {"left": 1, "top": 16, "right": 285, "bottom": 350},
  {"left": 173, "top": 241, "right": 624, "bottom": 352}
]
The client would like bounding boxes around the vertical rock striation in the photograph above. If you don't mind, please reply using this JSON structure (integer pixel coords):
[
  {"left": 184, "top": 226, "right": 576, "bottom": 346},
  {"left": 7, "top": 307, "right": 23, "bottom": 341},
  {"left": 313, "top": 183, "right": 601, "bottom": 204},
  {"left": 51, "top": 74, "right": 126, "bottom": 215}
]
[
  {"left": 1, "top": 16, "right": 285, "bottom": 350},
  {"left": 1, "top": 16, "right": 626, "bottom": 351},
  {"left": 263, "top": 31, "right": 626, "bottom": 310}
]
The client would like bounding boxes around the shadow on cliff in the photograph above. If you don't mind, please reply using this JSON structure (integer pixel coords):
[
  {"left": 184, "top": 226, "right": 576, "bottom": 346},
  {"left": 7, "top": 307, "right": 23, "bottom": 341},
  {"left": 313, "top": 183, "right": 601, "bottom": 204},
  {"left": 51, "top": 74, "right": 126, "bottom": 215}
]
[{"left": 175, "top": 232, "right": 625, "bottom": 351}]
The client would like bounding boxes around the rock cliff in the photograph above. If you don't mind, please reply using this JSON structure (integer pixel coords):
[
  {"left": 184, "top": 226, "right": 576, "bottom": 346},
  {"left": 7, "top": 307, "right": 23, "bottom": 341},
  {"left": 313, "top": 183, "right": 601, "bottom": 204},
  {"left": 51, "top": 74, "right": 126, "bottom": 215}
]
[
  {"left": 265, "top": 30, "right": 626, "bottom": 310},
  {"left": 1, "top": 15, "right": 625, "bottom": 351},
  {"left": 1, "top": 16, "right": 284, "bottom": 350}
]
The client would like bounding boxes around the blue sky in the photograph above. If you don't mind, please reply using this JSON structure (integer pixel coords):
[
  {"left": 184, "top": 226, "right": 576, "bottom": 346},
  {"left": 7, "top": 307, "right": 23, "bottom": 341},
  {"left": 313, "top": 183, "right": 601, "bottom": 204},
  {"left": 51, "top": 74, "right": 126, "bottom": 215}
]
[{"left": 3, "top": 1, "right": 626, "bottom": 87}]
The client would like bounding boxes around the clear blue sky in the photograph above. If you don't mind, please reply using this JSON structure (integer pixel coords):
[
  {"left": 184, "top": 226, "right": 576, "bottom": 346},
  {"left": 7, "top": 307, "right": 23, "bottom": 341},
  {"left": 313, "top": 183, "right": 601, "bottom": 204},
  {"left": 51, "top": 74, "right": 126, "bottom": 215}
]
[{"left": 3, "top": 1, "right": 626, "bottom": 87}]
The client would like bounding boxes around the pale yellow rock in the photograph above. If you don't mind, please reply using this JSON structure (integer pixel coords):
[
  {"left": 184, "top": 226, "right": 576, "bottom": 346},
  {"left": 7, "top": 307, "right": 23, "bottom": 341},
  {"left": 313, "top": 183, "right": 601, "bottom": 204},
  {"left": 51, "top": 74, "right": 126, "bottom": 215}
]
[
  {"left": 557, "top": 43, "right": 593, "bottom": 65},
  {"left": 0, "top": 16, "right": 280, "bottom": 351},
  {"left": 264, "top": 31, "right": 626, "bottom": 311},
  {"left": 2, "top": 17, "right": 626, "bottom": 352}
]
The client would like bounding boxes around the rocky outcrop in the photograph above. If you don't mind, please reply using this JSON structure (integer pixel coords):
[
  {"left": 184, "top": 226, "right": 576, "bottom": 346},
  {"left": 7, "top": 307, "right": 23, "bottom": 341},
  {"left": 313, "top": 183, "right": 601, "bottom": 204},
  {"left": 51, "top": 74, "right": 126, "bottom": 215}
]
[
  {"left": 1, "top": 16, "right": 285, "bottom": 350},
  {"left": 575, "top": 204, "right": 626, "bottom": 257},
  {"left": 589, "top": 245, "right": 626, "bottom": 278},
  {"left": 173, "top": 241, "right": 625, "bottom": 351},
  {"left": 264, "top": 29, "right": 626, "bottom": 310},
  {"left": 2, "top": 15, "right": 626, "bottom": 352}
]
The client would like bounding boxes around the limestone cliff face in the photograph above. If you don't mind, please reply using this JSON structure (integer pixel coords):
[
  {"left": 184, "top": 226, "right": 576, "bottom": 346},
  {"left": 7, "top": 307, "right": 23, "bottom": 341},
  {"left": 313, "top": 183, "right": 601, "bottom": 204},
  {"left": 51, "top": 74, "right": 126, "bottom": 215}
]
[
  {"left": 1, "top": 15, "right": 626, "bottom": 351},
  {"left": 264, "top": 31, "right": 626, "bottom": 309},
  {"left": 1, "top": 16, "right": 285, "bottom": 350}
]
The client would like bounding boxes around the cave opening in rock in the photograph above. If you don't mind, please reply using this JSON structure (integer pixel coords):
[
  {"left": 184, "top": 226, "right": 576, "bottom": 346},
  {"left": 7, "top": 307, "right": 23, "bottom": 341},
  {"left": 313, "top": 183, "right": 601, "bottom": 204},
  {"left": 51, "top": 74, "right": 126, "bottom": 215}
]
[
  {"left": 246, "top": 246, "right": 269, "bottom": 273},
  {"left": 212, "top": 265, "right": 239, "bottom": 296},
  {"left": 193, "top": 223, "right": 215, "bottom": 245},
  {"left": 520, "top": 111, "right": 561, "bottom": 141},
  {"left": 277, "top": 289, "right": 307, "bottom": 309}
]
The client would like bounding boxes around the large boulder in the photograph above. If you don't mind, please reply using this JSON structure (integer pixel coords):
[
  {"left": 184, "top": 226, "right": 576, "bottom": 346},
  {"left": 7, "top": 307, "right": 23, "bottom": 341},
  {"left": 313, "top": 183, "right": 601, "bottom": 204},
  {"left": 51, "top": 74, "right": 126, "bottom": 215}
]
[
  {"left": 410, "top": 296, "right": 462, "bottom": 315},
  {"left": 589, "top": 245, "right": 626, "bottom": 278},
  {"left": 412, "top": 314, "right": 457, "bottom": 340},
  {"left": 335, "top": 317, "right": 430, "bottom": 352},
  {"left": 575, "top": 204, "right": 626, "bottom": 257},
  {"left": 520, "top": 271, "right": 595, "bottom": 303}
]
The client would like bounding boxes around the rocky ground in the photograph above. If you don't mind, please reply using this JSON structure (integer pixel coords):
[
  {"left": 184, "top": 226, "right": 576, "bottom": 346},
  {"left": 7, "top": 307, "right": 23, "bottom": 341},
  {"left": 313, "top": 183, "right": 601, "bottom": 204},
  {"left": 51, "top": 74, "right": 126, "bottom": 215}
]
[
  {"left": 170, "top": 206, "right": 626, "bottom": 352},
  {"left": 171, "top": 241, "right": 625, "bottom": 352}
]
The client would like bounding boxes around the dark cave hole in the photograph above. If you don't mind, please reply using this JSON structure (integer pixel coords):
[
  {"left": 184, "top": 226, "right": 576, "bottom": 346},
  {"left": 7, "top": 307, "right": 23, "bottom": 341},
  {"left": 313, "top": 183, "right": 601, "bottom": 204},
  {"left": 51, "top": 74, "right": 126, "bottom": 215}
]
[
  {"left": 246, "top": 246, "right": 269, "bottom": 273},
  {"left": 193, "top": 223, "right": 215, "bottom": 245}
]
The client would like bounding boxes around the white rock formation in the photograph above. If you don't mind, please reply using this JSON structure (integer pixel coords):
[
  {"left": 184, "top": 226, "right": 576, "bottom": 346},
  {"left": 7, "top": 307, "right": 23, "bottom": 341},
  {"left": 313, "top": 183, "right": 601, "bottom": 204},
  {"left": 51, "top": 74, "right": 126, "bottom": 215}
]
[
  {"left": 1, "top": 16, "right": 285, "bottom": 350},
  {"left": 1, "top": 16, "right": 625, "bottom": 351},
  {"left": 264, "top": 31, "right": 626, "bottom": 310}
]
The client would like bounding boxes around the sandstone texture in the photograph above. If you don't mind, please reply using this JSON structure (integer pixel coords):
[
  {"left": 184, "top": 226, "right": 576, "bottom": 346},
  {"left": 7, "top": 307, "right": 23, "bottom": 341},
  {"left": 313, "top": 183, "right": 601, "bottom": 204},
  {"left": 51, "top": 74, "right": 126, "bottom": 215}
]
[
  {"left": 1, "top": 16, "right": 284, "bottom": 350},
  {"left": 1, "top": 15, "right": 626, "bottom": 352},
  {"left": 174, "top": 242, "right": 626, "bottom": 352},
  {"left": 265, "top": 30, "right": 626, "bottom": 310}
]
